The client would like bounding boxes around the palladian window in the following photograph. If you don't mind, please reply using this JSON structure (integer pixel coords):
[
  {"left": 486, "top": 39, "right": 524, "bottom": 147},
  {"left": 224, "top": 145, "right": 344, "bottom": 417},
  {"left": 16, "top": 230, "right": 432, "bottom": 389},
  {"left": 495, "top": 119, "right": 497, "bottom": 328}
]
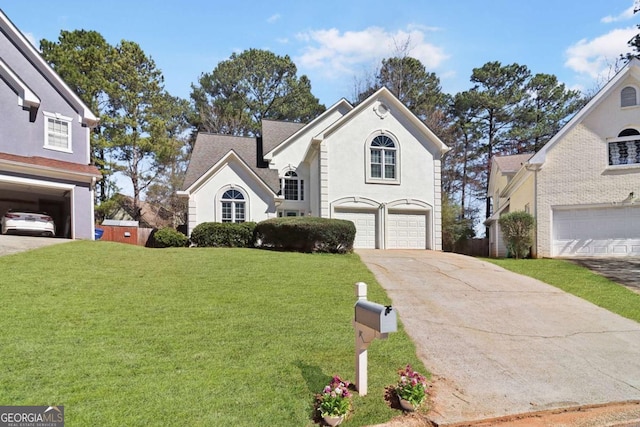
[{"left": 221, "top": 189, "right": 245, "bottom": 223}]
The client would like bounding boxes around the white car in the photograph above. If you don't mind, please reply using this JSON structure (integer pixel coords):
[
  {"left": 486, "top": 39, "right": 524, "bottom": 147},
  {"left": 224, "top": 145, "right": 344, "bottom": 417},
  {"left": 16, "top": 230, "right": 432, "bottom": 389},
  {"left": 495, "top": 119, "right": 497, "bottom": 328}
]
[{"left": 1, "top": 210, "right": 56, "bottom": 237}]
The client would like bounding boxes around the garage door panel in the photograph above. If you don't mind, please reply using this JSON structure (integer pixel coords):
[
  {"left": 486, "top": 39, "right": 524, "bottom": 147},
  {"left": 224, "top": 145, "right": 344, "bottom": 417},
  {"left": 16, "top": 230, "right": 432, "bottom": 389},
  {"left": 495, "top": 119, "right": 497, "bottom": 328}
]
[
  {"left": 387, "top": 212, "right": 427, "bottom": 249},
  {"left": 553, "top": 206, "right": 640, "bottom": 256},
  {"left": 334, "top": 210, "right": 377, "bottom": 249}
]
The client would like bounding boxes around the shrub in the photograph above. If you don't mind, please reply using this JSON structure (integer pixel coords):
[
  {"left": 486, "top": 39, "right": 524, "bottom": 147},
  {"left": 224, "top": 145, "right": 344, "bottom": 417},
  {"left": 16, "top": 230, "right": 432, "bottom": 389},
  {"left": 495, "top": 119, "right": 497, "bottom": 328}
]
[
  {"left": 152, "top": 227, "right": 189, "bottom": 248},
  {"left": 190, "top": 222, "right": 256, "bottom": 247},
  {"left": 254, "top": 217, "right": 355, "bottom": 253},
  {"left": 498, "top": 211, "right": 535, "bottom": 259}
]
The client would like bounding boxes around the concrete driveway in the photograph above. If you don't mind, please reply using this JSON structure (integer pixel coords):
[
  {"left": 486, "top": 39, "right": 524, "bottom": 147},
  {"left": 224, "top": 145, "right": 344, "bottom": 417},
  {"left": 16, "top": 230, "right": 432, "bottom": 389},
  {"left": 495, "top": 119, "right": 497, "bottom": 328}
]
[
  {"left": 357, "top": 250, "right": 640, "bottom": 425},
  {"left": 0, "top": 234, "right": 70, "bottom": 257}
]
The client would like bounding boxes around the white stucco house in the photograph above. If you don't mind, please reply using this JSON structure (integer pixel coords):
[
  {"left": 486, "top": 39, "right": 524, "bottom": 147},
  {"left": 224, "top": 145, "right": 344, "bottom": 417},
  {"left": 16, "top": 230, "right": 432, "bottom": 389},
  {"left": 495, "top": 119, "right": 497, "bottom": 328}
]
[
  {"left": 178, "top": 87, "right": 449, "bottom": 249},
  {"left": 486, "top": 58, "right": 640, "bottom": 258}
]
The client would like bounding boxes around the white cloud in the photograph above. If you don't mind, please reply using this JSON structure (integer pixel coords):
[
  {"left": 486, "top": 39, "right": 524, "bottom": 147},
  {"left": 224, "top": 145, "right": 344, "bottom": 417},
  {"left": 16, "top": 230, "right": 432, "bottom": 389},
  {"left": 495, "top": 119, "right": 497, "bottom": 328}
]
[
  {"left": 565, "top": 27, "right": 637, "bottom": 78},
  {"left": 267, "top": 14, "right": 281, "bottom": 24},
  {"left": 601, "top": 5, "right": 635, "bottom": 23},
  {"left": 294, "top": 26, "right": 448, "bottom": 79}
]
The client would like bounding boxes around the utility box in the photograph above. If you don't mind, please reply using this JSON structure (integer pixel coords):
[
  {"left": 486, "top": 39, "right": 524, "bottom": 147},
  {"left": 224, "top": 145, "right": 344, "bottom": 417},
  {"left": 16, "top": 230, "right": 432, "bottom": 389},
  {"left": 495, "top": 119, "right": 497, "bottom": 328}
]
[{"left": 354, "top": 300, "right": 397, "bottom": 333}]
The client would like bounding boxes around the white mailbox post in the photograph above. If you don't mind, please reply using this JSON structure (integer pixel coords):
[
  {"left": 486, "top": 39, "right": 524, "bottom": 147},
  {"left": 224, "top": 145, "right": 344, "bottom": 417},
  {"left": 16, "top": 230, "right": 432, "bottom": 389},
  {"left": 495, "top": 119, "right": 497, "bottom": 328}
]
[{"left": 353, "top": 282, "right": 397, "bottom": 396}]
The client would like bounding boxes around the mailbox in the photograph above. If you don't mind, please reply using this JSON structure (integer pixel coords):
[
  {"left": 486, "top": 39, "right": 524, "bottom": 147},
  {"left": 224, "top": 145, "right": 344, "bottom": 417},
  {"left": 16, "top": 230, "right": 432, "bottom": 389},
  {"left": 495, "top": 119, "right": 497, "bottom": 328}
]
[{"left": 354, "top": 300, "right": 397, "bottom": 333}]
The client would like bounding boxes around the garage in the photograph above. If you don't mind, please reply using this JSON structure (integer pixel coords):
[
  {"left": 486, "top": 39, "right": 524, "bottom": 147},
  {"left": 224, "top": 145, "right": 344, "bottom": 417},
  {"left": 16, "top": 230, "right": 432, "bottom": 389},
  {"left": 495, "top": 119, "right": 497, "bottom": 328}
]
[
  {"left": 333, "top": 209, "right": 377, "bottom": 249},
  {"left": 387, "top": 211, "right": 427, "bottom": 249},
  {"left": 552, "top": 206, "right": 640, "bottom": 257},
  {"left": 0, "top": 178, "right": 72, "bottom": 238}
]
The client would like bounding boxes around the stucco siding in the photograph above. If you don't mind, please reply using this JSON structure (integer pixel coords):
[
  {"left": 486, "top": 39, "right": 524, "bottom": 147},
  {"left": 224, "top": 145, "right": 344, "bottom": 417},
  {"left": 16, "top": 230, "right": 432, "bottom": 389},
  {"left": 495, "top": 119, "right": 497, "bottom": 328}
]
[
  {"left": 325, "top": 106, "right": 435, "bottom": 205},
  {"left": 189, "top": 161, "right": 275, "bottom": 234}
]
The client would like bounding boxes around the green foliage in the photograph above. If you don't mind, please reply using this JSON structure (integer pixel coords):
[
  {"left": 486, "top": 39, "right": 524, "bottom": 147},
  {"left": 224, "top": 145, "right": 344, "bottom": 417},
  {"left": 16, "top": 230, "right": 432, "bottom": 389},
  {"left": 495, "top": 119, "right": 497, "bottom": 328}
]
[
  {"left": 441, "top": 195, "right": 475, "bottom": 251},
  {"left": 395, "top": 365, "right": 428, "bottom": 407},
  {"left": 152, "top": 227, "right": 188, "bottom": 248},
  {"left": 486, "top": 258, "right": 640, "bottom": 323},
  {"left": 190, "top": 222, "right": 256, "bottom": 247},
  {"left": 0, "top": 242, "right": 426, "bottom": 426},
  {"left": 255, "top": 217, "right": 356, "bottom": 253},
  {"left": 191, "top": 48, "right": 325, "bottom": 136},
  {"left": 498, "top": 211, "right": 535, "bottom": 259},
  {"left": 317, "top": 376, "right": 352, "bottom": 417}
]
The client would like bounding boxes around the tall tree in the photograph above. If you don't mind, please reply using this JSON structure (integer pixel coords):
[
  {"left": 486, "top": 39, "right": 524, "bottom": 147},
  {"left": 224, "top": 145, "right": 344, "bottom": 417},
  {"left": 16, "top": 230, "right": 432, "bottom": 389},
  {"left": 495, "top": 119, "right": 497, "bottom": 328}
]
[
  {"left": 40, "top": 30, "right": 117, "bottom": 202},
  {"left": 506, "top": 73, "right": 585, "bottom": 153},
  {"left": 105, "top": 41, "right": 190, "bottom": 221},
  {"left": 465, "top": 61, "right": 531, "bottom": 223},
  {"left": 443, "top": 92, "right": 484, "bottom": 219},
  {"left": 191, "top": 49, "right": 325, "bottom": 136}
]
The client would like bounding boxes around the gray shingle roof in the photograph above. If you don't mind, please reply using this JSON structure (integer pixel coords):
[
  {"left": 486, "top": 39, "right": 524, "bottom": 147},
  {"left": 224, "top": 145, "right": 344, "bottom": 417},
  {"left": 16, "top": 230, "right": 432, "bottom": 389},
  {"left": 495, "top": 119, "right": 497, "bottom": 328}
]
[
  {"left": 493, "top": 153, "right": 533, "bottom": 174},
  {"left": 182, "top": 133, "right": 280, "bottom": 192},
  {"left": 261, "top": 119, "right": 306, "bottom": 153}
]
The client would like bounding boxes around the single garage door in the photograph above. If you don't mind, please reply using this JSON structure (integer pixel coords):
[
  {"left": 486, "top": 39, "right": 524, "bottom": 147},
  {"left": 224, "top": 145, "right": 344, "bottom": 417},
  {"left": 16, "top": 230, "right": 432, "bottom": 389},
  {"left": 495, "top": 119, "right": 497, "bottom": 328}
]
[
  {"left": 387, "top": 212, "right": 427, "bottom": 249},
  {"left": 553, "top": 206, "right": 640, "bottom": 256},
  {"left": 334, "top": 210, "right": 377, "bottom": 249}
]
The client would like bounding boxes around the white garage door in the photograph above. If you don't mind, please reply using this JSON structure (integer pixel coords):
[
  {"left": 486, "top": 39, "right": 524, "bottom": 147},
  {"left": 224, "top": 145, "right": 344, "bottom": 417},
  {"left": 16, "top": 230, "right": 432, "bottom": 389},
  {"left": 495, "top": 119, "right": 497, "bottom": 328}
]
[
  {"left": 334, "top": 210, "right": 377, "bottom": 249},
  {"left": 553, "top": 206, "right": 640, "bottom": 256},
  {"left": 387, "top": 212, "right": 427, "bottom": 249}
]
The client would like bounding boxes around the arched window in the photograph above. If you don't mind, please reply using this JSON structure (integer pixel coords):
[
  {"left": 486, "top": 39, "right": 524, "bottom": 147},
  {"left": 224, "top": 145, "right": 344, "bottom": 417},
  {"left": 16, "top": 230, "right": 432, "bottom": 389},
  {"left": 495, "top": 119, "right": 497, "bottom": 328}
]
[
  {"left": 370, "top": 135, "right": 397, "bottom": 180},
  {"left": 281, "top": 170, "right": 304, "bottom": 201},
  {"left": 609, "top": 128, "right": 640, "bottom": 166},
  {"left": 621, "top": 86, "right": 637, "bottom": 107},
  {"left": 221, "top": 189, "right": 245, "bottom": 223}
]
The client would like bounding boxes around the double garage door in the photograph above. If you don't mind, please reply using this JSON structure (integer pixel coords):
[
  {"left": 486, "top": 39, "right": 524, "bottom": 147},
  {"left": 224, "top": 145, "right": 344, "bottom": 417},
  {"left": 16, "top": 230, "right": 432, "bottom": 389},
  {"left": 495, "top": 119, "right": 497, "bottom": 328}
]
[
  {"left": 553, "top": 206, "right": 640, "bottom": 256},
  {"left": 334, "top": 210, "right": 427, "bottom": 249}
]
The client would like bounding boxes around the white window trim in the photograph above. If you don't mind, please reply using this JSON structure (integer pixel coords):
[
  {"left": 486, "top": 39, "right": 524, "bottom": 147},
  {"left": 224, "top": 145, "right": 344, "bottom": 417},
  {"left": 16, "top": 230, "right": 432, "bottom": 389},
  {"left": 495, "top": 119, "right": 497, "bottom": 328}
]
[
  {"left": 280, "top": 168, "right": 304, "bottom": 201},
  {"left": 216, "top": 185, "right": 249, "bottom": 223},
  {"left": 365, "top": 131, "right": 400, "bottom": 185},
  {"left": 606, "top": 134, "right": 640, "bottom": 168},
  {"left": 621, "top": 85, "right": 639, "bottom": 108},
  {"left": 43, "top": 111, "right": 73, "bottom": 153}
]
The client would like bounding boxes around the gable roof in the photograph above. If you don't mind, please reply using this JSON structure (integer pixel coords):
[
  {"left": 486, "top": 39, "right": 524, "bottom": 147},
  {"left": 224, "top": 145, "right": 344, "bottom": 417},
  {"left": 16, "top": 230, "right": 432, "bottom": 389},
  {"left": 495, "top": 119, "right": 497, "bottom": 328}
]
[
  {"left": 182, "top": 133, "right": 279, "bottom": 192},
  {"left": 312, "top": 87, "right": 450, "bottom": 155},
  {"left": 0, "top": 9, "right": 98, "bottom": 127},
  {"left": 529, "top": 58, "right": 640, "bottom": 166},
  {"left": 492, "top": 153, "right": 533, "bottom": 174},
  {"left": 264, "top": 98, "right": 353, "bottom": 160}
]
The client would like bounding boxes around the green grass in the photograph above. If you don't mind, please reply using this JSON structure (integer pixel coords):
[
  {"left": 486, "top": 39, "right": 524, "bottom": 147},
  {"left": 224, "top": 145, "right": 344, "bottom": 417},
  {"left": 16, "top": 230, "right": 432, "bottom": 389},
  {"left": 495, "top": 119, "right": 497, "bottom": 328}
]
[
  {"left": 0, "top": 241, "right": 425, "bottom": 426},
  {"left": 486, "top": 258, "right": 640, "bottom": 322}
]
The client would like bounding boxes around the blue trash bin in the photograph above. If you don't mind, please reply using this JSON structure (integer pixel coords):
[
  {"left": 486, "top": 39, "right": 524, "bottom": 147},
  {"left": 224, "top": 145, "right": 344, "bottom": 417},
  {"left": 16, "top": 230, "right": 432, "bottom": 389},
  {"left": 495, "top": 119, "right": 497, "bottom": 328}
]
[{"left": 95, "top": 228, "right": 104, "bottom": 240}]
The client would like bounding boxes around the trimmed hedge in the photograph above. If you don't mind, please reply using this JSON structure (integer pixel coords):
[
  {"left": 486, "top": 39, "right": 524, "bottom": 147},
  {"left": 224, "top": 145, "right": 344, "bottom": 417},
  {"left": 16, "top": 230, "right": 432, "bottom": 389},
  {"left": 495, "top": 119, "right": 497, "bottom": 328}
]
[
  {"left": 151, "top": 227, "right": 189, "bottom": 248},
  {"left": 254, "top": 217, "right": 355, "bottom": 253},
  {"left": 190, "top": 222, "right": 256, "bottom": 247}
]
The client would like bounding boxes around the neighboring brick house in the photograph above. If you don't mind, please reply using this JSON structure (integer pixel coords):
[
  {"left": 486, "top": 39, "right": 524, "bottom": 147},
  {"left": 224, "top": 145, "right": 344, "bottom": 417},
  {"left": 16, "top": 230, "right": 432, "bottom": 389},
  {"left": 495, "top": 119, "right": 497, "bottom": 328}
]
[
  {"left": 0, "top": 10, "right": 100, "bottom": 239},
  {"left": 179, "top": 87, "right": 450, "bottom": 250},
  {"left": 486, "top": 58, "right": 640, "bottom": 258}
]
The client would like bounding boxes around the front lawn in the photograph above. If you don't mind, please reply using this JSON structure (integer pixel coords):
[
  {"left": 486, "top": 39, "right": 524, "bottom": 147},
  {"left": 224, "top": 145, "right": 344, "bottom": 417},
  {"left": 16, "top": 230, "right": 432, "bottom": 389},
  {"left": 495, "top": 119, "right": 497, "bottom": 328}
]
[
  {"left": 486, "top": 258, "right": 640, "bottom": 322},
  {"left": 0, "top": 241, "right": 425, "bottom": 426}
]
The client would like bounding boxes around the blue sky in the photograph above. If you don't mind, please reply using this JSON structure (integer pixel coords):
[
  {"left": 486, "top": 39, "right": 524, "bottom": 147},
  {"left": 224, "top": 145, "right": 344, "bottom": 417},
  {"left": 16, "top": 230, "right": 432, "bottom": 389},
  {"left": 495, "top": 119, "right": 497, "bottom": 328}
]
[{"left": 2, "top": 1, "right": 639, "bottom": 107}]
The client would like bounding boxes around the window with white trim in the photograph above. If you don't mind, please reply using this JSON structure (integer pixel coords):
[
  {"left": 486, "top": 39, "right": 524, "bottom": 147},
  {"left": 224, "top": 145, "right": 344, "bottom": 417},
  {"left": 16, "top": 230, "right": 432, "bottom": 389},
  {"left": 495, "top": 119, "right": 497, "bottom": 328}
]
[
  {"left": 608, "top": 128, "right": 640, "bottom": 166},
  {"left": 621, "top": 86, "right": 637, "bottom": 107},
  {"left": 281, "top": 170, "right": 304, "bottom": 201},
  {"left": 221, "top": 189, "right": 245, "bottom": 223},
  {"left": 368, "top": 134, "right": 398, "bottom": 182},
  {"left": 43, "top": 112, "right": 72, "bottom": 152}
]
